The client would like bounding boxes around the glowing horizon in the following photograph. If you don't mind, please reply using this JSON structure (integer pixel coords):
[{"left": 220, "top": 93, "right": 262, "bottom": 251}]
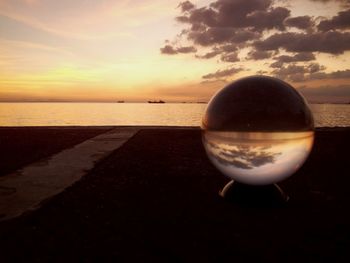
[{"left": 0, "top": 0, "right": 349, "bottom": 103}]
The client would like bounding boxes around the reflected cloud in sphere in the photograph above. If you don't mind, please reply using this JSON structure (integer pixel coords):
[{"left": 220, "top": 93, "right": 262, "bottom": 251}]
[{"left": 202, "top": 76, "right": 314, "bottom": 185}]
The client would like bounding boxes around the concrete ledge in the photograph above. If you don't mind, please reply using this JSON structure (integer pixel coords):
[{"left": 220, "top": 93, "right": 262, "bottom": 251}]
[{"left": 0, "top": 127, "right": 138, "bottom": 221}]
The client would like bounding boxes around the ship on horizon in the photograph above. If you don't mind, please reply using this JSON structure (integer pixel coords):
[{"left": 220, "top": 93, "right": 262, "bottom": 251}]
[{"left": 148, "top": 100, "right": 165, "bottom": 104}]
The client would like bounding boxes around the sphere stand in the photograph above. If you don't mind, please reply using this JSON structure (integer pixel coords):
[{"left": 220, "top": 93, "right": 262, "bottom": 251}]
[{"left": 219, "top": 180, "right": 289, "bottom": 207}]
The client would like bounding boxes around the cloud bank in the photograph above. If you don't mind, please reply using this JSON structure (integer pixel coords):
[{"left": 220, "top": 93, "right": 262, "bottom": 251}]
[{"left": 160, "top": 0, "right": 350, "bottom": 101}]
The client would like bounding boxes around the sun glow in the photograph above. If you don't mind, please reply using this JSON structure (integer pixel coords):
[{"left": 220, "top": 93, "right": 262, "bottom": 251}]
[{"left": 0, "top": 0, "right": 349, "bottom": 102}]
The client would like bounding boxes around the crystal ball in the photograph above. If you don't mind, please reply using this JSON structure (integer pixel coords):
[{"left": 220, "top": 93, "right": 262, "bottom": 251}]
[{"left": 202, "top": 76, "right": 314, "bottom": 185}]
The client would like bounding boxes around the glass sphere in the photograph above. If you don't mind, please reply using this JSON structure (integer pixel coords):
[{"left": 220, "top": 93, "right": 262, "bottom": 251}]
[{"left": 202, "top": 75, "right": 314, "bottom": 185}]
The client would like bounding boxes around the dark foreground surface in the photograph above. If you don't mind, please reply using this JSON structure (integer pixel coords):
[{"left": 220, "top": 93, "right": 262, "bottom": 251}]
[
  {"left": 0, "top": 127, "right": 349, "bottom": 262},
  {"left": 0, "top": 127, "right": 112, "bottom": 177}
]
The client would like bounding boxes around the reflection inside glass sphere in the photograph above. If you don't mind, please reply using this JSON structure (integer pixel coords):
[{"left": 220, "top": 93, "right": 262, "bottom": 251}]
[
  {"left": 203, "top": 131, "right": 314, "bottom": 185},
  {"left": 202, "top": 76, "right": 315, "bottom": 187}
]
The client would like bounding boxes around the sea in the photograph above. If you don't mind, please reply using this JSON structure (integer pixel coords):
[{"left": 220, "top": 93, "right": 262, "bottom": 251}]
[{"left": 0, "top": 103, "right": 349, "bottom": 127}]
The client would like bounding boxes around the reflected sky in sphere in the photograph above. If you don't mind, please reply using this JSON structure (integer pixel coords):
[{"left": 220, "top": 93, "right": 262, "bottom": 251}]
[
  {"left": 203, "top": 131, "right": 314, "bottom": 185},
  {"left": 202, "top": 76, "right": 314, "bottom": 185}
]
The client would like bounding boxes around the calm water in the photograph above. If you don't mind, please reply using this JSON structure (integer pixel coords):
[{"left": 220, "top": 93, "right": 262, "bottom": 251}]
[{"left": 0, "top": 103, "right": 349, "bottom": 127}]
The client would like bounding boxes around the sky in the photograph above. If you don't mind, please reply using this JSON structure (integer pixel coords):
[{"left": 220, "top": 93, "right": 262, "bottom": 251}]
[{"left": 0, "top": 0, "right": 349, "bottom": 103}]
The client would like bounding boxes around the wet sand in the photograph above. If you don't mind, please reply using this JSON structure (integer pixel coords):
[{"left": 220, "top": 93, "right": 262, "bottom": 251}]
[{"left": 0, "top": 127, "right": 349, "bottom": 262}]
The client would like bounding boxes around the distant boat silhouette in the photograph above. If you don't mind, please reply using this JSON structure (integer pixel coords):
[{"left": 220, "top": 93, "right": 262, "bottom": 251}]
[
  {"left": 117, "top": 100, "right": 125, "bottom": 103},
  {"left": 148, "top": 100, "right": 165, "bottom": 104}
]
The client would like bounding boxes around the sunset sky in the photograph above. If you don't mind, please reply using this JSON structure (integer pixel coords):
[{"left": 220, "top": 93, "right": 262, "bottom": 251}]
[{"left": 0, "top": 0, "right": 349, "bottom": 102}]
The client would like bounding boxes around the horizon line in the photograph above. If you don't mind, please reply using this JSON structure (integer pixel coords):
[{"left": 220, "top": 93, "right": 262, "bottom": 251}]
[{"left": 0, "top": 101, "right": 348, "bottom": 105}]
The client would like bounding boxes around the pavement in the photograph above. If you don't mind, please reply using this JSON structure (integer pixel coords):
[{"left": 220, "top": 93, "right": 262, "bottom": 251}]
[{"left": 0, "top": 128, "right": 138, "bottom": 221}]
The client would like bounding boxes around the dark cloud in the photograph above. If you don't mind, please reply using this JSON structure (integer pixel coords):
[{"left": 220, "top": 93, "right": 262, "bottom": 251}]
[
  {"left": 178, "top": 1, "right": 195, "bottom": 13},
  {"left": 272, "top": 63, "right": 327, "bottom": 82},
  {"left": 309, "top": 69, "right": 350, "bottom": 79},
  {"left": 330, "top": 69, "right": 350, "bottom": 78},
  {"left": 164, "top": 0, "right": 295, "bottom": 65},
  {"left": 185, "top": 6, "right": 217, "bottom": 27},
  {"left": 230, "top": 30, "right": 261, "bottom": 43},
  {"left": 284, "top": 16, "right": 314, "bottom": 30},
  {"left": 220, "top": 52, "right": 240, "bottom": 62},
  {"left": 318, "top": 8, "right": 350, "bottom": 31},
  {"left": 292, "top": 52, "right": 316, "bottom": 61},
  {"left": 247, "top": 7, "right": 290, "bottom": 31},
  {"left": 209, "top": 0, "right": 275, "bottom": 28},
  {"left": 188, "top": 27, "right": 235, "bottom": 46},
  {"left": 188, "top": 28, "right": 260, "bottom": 46},
  {"left": 308, "top": 63, "right": 326, "bottom": 73},
  {"left": 270, "top": 61, "right": 284, "bottom": 68},
  {"left": 220, "top": 44, "right": 238, "bottom": 52},
  {"left": 273, "top": 64, "right": 307, "bottom": 76},
  {"left": 254, "top": 31, "right": 350, "bottom": 54},
  {"left": 196, "top": 49, "right": 221, "bottom": 59},
  {"left": 176, "top": 46, "right": 197, "bottom": 53},
  {"left": 205, "top": 142, "right": 280, "bottom": 170},
  {"left": 202, "top": 67, "right": 243, "bottom": 79},
  {"left": 167, "top": 0, "right": 350, "bottom": 58},
  {"left": 169, "top": 0, "right": 350, "bottom": 59},
  {"left": 272, "top": 64, "right": 350, "bottom": 82},
  {"left": 176, "top": 15, "right": 190, "bottom": 23},
  {"left": 196, "top": 45, "right": 239, "bottom": 59},
  {"left": 270, "top": 52, "right": 316, "bottom": 67},
  {"left": 178, "top": 0, "right": 289, "bottom": 31},
  {"left": 247, "top": 50, "right": 273, "bottom": 60},
  {"left": 160, "top": 45, "right": 177, "bottom": 55},
  {"left": 162, "top": 0, "right": 350, "bottom": 97},
  {"left": 160, "top": 44, "right": 197, "bottom": 55}
]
